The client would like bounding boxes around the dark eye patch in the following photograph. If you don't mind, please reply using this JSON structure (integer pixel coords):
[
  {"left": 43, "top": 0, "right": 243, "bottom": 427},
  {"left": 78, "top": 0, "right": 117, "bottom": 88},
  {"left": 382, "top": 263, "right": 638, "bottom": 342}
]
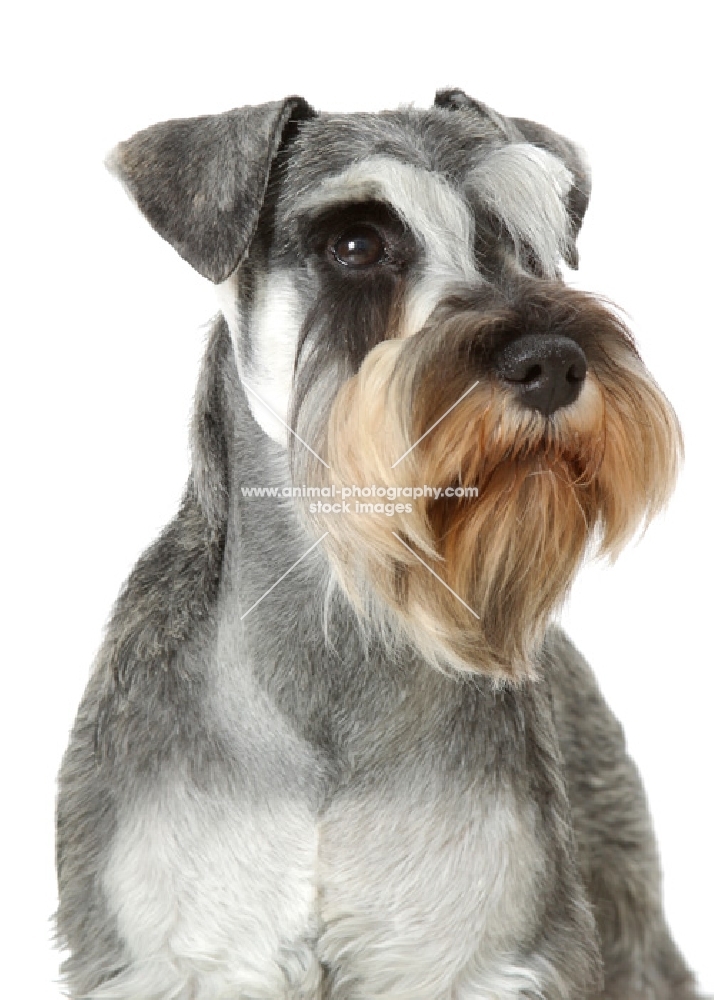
[
  {"left": 299, "top": 200, "right": 416, "bottom": 273},
  {"left": 291, "top": 201, "right": 416, "bottom": 389}
]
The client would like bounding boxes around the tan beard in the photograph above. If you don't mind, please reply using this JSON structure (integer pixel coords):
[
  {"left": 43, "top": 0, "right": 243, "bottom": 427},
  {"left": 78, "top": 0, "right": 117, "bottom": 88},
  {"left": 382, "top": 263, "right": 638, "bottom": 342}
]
[{"left": 294, "top": 284, "right": 682, "bottom": 679}]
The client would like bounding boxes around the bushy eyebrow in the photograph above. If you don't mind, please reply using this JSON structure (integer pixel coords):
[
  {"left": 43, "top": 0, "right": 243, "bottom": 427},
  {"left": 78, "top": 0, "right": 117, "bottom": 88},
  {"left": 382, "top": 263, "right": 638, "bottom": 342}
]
[
  {"left": 283, "top": 156, "right": 477, "bottom": 283},
  {"left": 465, "top": 144, "right": 574, "bottom": 277}
]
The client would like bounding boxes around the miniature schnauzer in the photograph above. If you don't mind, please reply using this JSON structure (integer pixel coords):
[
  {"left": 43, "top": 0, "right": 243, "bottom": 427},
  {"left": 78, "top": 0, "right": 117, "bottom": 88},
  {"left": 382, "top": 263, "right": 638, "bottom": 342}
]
[{"left": 56, "top": 90, "right": 700, "bottom": 1000}]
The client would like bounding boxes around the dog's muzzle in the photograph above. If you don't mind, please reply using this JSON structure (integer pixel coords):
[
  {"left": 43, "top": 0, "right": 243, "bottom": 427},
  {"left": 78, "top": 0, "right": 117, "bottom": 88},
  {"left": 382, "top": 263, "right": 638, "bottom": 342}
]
[{"left": 291, "top": 277, "right": 682, "bottom": 675}]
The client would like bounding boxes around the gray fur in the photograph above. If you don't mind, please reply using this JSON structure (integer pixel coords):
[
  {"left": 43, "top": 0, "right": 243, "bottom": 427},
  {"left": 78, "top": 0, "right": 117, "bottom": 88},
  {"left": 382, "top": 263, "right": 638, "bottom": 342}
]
[
  {"left": 434, "top": 88, "right": 590, "bottom": 265},
  {"left": 55, "top": 92, "right": 700, "bottom": 1000},
  {"left": 107, "top": 97, "right": 314, "bottom": 282}
]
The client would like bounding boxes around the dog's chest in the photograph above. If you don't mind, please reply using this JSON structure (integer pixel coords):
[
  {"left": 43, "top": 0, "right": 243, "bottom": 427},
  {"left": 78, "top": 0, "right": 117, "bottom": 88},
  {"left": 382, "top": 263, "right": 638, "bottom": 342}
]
[
  {"left": 103, "top": 691, "right": 545, "bottom": 1000},
  {"left": 315, "top": 780, "right": 544, "bottom": 1000}
]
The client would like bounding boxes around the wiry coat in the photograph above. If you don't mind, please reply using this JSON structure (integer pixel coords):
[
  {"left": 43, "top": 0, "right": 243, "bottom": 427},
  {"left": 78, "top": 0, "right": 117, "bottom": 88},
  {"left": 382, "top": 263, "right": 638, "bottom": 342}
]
[{"left": 56, "top": 92, "right": 699, "bottom": 1000}]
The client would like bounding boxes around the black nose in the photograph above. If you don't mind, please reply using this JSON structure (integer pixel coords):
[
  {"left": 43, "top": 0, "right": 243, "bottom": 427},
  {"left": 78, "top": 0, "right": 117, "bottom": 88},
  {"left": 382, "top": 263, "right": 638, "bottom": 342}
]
[{"left": 494, "top": 334, "right": 587, "bottom": 416}]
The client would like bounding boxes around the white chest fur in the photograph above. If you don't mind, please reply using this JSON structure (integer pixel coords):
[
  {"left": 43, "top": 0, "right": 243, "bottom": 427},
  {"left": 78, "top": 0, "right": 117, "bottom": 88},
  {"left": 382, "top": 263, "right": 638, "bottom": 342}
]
[
  {"left": 99, "top": 787, "right": 321, "bottom": 1000},
  {"left": 96, "top": 777, "right": 544, "bottom": 1000},
  {"left": 317, "top": 787, "right": 544, "bottom": 1000}
]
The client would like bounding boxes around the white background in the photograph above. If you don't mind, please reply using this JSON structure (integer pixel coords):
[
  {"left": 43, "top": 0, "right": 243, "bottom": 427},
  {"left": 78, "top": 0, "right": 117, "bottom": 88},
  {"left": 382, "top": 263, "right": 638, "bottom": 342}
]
[{"left": 1, "top": 1, "right": 712, "bottom": 995}]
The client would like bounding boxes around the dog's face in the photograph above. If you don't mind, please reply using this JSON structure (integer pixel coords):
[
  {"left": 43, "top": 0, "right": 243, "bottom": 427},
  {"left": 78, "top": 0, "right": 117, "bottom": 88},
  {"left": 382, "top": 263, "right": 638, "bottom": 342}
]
[
  {"left": 216, "top": 94, "right": 582, "bottom": 444},
  {"left": 110, "top": 91, "right": 681, "bottom": 678}
]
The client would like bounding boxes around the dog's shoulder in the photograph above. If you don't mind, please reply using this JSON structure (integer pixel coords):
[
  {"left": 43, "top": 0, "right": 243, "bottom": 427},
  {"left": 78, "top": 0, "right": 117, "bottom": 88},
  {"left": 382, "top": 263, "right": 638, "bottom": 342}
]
[
  {"left": 542, "top": 625, "right": 627, "bottom": 747},
  {"left": 81, "top": 318, "right": 234, "bottom": 763}
]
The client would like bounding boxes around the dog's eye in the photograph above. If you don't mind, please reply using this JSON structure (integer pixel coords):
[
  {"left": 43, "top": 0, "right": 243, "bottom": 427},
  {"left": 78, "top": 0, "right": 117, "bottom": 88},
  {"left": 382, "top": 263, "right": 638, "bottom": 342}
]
[{"left": 331, "top": 226, "right": 386, "bottom": 268}]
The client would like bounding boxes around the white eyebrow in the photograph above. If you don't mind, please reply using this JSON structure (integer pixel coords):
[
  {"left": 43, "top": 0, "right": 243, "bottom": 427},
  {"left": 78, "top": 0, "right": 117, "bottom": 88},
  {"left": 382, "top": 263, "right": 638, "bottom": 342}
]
[
  {"left": 466, "top": 143, "right": 574, "bottom": 277},
  {"left": 289, "top": 155, "right": 478, "bottom": 283}
]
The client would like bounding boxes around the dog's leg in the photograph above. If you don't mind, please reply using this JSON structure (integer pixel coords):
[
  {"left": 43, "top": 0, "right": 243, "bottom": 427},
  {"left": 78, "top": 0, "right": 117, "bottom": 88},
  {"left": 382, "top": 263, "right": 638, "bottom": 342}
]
[{"left": 544, "top": 628, "right": 700, "bottom": 1000}]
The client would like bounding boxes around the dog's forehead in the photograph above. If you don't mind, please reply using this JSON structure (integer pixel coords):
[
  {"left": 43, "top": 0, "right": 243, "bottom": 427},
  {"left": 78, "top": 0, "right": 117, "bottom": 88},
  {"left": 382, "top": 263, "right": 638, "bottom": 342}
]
[
  {"left": 269, "top": 105, "right": 575, "bottom": 281},
  {"left": 280, "top": 107, "right": 506, "bottom": 204}
]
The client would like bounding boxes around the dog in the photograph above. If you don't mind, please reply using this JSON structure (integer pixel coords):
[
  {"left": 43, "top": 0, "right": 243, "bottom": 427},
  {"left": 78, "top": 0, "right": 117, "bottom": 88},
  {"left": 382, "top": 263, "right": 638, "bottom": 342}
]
[{"left": 55, "top": 89, "right": 701, "bottom": 1000}]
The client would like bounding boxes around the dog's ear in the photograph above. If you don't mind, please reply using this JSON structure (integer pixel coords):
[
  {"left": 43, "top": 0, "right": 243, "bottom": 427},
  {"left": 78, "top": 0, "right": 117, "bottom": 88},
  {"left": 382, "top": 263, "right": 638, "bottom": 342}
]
[
  {"left": 508, "top": 116, "right": 590, "bottom": 267},
  {"left": 434, "top": 89, "right": 590, "bottom": 268},
  {"left": 434, "top": 88, "right": 513, "bottom": 134},
  {"left": 107, "top": 97, "right": 315, "bottom": 283}
]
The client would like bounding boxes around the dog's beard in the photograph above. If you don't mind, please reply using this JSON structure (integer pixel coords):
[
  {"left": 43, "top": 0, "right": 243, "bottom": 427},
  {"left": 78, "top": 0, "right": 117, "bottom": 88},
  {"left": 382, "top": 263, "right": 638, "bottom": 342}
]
[{"left": 292, "top": 286, "right": 681, "bottom": 678}]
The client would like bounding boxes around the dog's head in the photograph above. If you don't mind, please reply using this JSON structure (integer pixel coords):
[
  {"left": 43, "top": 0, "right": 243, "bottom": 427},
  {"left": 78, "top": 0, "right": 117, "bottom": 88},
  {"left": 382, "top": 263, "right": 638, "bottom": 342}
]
[{"left": 110, "top": 90, "right": 681, "bottom": 678}]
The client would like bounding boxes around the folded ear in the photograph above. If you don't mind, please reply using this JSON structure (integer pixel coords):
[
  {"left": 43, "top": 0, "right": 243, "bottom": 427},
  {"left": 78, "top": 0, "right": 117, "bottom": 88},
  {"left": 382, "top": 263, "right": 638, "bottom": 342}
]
[
  {"left": 434, "top": 88, "right": 591, "bottom": 268},
  {"left": 107, "top": 96, "right": 315, "bottom": 283}
]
